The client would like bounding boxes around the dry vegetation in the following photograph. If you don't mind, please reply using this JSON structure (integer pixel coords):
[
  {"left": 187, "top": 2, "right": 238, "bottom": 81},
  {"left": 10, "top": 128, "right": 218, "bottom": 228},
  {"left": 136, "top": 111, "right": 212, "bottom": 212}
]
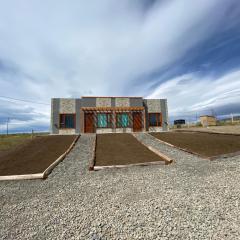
[
  {"left": 0, "top": 134, "right": 33, "bottom": 152},
  {"left": 174, "top": 125, "right": 240, "bottom": 134},
  {"left": 0, "top": 133, "right": 48, "bottom": 154}
]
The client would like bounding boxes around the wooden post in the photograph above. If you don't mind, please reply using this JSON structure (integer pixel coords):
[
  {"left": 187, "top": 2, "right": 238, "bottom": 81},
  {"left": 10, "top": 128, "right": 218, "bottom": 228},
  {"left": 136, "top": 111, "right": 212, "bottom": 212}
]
[{"left": 31, "top": 129, "right": 34, "bottom": 139}]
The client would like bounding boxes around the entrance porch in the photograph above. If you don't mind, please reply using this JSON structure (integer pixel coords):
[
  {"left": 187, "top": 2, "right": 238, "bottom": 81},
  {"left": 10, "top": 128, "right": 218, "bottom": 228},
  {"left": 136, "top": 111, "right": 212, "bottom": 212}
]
[{"left": 82, "top": 107, "right": 145, "bottom": 133}]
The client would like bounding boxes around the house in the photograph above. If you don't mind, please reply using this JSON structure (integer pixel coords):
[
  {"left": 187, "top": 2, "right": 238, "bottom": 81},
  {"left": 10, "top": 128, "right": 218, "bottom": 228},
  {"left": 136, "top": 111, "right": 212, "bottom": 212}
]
[
  {"left": 51, "top": 96, "right": 168, "bottom": 134},
  {"left": 200, "top": 115, "right": 217, "bottom": 127}
]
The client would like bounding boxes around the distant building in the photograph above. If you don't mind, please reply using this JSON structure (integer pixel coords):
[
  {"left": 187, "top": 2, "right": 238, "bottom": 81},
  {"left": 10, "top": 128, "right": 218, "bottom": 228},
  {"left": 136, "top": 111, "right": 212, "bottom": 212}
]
[
  {"left": 200, "top": 115, "right": 217, "bottom": 127},
  {"left": 174, "top": 119, "right": 186, "bottom": 125},
  {"left": 51, "top": 96, "right": 168, "bottom": 134}
]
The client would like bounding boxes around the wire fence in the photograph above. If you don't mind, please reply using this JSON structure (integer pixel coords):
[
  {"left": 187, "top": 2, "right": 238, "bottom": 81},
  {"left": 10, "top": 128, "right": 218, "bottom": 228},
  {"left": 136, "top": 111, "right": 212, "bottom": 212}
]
[{"left": 0, "top": 122, "right": 49, "bottom": 135}]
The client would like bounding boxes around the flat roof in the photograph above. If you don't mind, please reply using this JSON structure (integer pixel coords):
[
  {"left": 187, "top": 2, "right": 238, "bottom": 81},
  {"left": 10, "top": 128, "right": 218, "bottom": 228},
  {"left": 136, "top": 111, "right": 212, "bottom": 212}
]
[
  {"left": 81, "top": 107, "right": 144, "bottom": 111},
  {"left": 200, "top": 115, "right": 216, "bottom": 118},
  {"left": 82, "top": 96, "right": 143, "bottom": 98}
]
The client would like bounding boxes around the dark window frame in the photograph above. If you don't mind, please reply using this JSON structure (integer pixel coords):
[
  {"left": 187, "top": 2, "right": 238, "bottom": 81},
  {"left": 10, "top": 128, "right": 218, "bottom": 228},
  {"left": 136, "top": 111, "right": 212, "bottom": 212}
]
[
  {"left": 97, "top": 113, "right": 113, "bottom": 128},
  {"left": 59, "top": 114, "right": 76, "bottom": 129},
  {"left": 148, "top": 113, "right": 162, "bottom": 127}
]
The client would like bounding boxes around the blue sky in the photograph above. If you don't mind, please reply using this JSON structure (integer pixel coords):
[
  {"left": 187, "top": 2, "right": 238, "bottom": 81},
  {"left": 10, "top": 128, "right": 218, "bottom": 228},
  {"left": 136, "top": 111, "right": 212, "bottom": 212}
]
[{"left": 0, "top": 0, "right": 240, "bottom": 133}]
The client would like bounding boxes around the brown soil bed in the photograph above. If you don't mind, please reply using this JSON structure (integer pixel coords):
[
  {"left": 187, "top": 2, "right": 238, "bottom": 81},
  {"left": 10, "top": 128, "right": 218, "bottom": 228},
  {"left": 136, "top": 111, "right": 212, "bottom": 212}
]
[
  {"left": 0, "top": 135, "right": 76, "bottom": 176},
  {"left": 151, "top": 132, "right": 240, "bottom": 158},
  {"left": 95, "top": 133, "right": 165, "bottom": 166}
]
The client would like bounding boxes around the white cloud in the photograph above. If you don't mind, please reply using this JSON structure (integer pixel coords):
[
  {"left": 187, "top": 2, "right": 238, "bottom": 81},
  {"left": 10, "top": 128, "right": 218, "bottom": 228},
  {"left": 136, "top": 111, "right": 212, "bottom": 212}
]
[
  {"left": 147, "top": 69, "right": 240, "bottom": 117},
  {"left": 0, "top": 0, "right": 239, "bottom": 130}
]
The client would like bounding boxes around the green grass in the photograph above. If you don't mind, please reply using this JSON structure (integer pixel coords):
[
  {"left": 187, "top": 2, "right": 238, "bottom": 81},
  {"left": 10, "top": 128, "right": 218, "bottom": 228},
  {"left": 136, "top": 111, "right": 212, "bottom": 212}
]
[{"left": 0, "top": 133, "right": 48, "bottom": 152}]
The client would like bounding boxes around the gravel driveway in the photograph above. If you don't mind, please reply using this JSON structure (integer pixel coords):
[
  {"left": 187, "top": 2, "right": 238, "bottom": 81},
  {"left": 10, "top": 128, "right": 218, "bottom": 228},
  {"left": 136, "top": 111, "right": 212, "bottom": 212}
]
[{"left": 1, "top": 133, "right": 240, "bottom": 239}]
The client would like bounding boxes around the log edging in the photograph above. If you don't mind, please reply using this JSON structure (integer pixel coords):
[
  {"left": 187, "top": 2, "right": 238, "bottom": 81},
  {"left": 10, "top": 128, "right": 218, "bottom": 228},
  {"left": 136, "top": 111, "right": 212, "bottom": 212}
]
[
  {"left": 89, "top": 134, "right": 97, "bottom": 171},
  {"left": 94, "top": 160, "right": 166, "bottom": 170}
]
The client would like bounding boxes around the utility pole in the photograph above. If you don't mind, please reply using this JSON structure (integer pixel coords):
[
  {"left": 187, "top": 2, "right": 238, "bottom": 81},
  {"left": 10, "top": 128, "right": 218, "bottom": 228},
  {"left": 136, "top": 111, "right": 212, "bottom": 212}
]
[
  {"left": 6, "top": 117, "right": 10, "bottom": 135},
  {"left": 231, "top": 113, "right": 234, "bottom": 124}
]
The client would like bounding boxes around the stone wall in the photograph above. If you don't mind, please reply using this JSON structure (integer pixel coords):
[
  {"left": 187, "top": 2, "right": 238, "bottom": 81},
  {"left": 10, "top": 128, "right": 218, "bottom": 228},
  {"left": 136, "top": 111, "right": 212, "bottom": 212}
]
[
  {"left": 51, "top": 98, "right": 60, "bottom": 134},
  {"left": 129, "top": 98, "right": 143, "bottom": 107},
  {"left": 96, "top": 98, "right": 111, "bottom": 107},
  {"left": 96, "top": 128, "right": 113, "bottom": 134},
  {"left": 75, "top": 99, "right": 81, "bottom": 134},
  {"left": 145, "top": 99, "right": 161, "bottom": 113},
  {"left": 160, "top": 99, "right": 168, "bottom": 131},
  {"left": 148, "top": 127, "right": 163, "bottom": 132},
  {"left": 115, "top": 98, "right": 130, "bottom": 107},
  {"left": 59, "top": 99, "right": 76, "bottom": 113},
  {"left": 59, "top": 129, "right": 76, "bottom": 135},
  {"left": 115, "top": 128, "right": 132, "bottom": 133}
]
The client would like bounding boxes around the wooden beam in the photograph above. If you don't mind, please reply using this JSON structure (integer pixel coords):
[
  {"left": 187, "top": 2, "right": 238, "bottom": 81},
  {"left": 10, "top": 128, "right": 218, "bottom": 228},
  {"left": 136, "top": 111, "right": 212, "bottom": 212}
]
[
  {"left": 94, "top": 160, "right": 166, "bottom": 170},
  {"left": 81, "top": 107, "right": 144, "bottom": 112}
]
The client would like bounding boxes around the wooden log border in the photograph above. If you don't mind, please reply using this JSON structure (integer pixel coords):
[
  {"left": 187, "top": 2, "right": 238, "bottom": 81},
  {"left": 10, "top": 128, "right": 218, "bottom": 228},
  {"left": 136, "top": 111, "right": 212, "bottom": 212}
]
[
  {"left": 43, "top": 135, "right": 80, "bottom": 178},
  {"left": 0, "top": 135, "right": 80, "bottom": 181},
  {"left": 89, "top": 134, "right": 97, "bottom": 171},
  {"left": 0, "top": 173, "right": 44, "bottom": 181},
  {"left": 209, "top": 151, "right": 240, "bottom": 160},
  {"left": 94, "top": 160, "right": 166, "bottom": 170}
]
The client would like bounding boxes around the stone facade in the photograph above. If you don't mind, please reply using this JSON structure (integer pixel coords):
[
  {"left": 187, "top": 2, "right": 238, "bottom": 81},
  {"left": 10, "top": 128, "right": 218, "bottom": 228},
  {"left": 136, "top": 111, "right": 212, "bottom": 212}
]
[
  {"left": 51, "top": 97, "right": 168, "bottom": 134},
  {"left": 59, "top": 99, "right": 76, "bottom": 113},
  {"left": 115, "top": 98, "right": 130, "bottom": 107},
  {"left": 96, "top": 128, "right": 113, "bottom": 134},
  {"left": 51, "top": 98, "right": 60, "bottom": 134},
  {"left": 115, "top": 128, "right": 133, "bottom": 133},
  {"left": 160, "top": 99, "right": 168, "bottom": 131},
  {"left": 145, "top": 99, "right": 161, "bottom": 113},
  {"left": 59, "top": 129, "right": 76, "bottom": 135},
  {"left": 148, "top": 127, "right": 163, "bottom": 132},
  {"left": 96, "top": 97, "right": 111, "bottom": 107}
]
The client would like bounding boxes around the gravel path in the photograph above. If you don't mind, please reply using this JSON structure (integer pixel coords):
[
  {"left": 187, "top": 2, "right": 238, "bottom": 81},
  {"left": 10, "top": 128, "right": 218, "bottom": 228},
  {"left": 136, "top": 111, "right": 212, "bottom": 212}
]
[{"left": 1, "top": 133, "right": 240, "bottom": 239}]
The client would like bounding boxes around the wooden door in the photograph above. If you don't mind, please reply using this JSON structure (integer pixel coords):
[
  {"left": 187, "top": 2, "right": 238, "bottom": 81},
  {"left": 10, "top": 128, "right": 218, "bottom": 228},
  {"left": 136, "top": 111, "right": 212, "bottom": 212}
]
[
  {"left": 133, "top": 112, "right": 142, "bottom": 132},
  {"left": 84, "top": 113, "right": 95, "bottom": 133}
]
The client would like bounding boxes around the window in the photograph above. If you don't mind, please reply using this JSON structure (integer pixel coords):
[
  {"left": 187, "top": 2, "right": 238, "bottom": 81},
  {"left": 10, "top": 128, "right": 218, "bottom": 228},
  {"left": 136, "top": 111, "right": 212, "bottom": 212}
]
[
  {"left": 117, "top": 113, "right": 129, "bottom": 128},
  {"left": 97, "top": 113, "right": 112, "bottom": 128},
  {"left": 149, "top": 113, "right": 162, "bottom": 127},
  {"left": 60, "top": 114, "right": 75, "bottom": 128}
]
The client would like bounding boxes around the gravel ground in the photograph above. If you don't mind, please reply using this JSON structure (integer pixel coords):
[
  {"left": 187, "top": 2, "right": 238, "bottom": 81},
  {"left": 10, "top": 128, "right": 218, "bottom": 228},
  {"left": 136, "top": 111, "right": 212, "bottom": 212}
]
[{"left": 1, "top": 133, "right": 240, "bottom": 239}]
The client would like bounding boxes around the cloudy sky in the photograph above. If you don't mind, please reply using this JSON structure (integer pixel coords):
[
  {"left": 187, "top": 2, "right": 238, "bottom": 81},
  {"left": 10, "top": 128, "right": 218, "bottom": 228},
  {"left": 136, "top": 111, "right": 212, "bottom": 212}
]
[{"left": 0, "top": 0, "right": 240, "bottom": 132}]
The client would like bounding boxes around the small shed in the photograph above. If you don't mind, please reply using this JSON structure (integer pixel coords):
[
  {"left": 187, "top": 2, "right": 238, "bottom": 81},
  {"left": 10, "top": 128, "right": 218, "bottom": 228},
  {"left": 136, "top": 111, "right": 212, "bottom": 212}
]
[
  {"left": 200, "top": 115, "right": 216, "bottom": 127},
  {"left": 174, "top": 119, "right": 186, "bottom": 125}
]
